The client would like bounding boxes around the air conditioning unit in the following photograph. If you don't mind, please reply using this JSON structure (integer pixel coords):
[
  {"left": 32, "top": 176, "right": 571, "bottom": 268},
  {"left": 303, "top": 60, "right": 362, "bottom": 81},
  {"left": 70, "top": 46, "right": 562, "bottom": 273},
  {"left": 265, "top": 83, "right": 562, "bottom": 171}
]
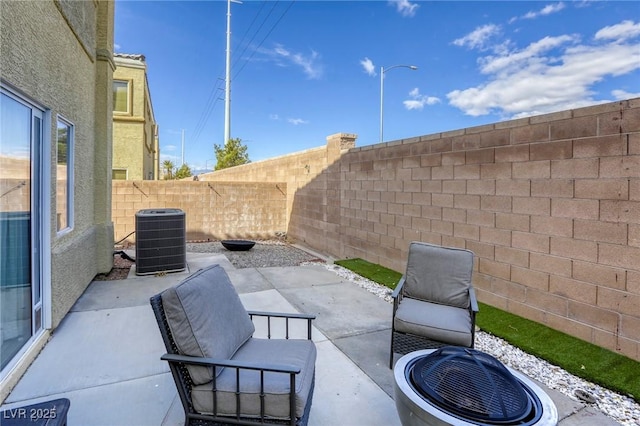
[{"left": 135, "top": 209, "right": 186, "bottom": 275}]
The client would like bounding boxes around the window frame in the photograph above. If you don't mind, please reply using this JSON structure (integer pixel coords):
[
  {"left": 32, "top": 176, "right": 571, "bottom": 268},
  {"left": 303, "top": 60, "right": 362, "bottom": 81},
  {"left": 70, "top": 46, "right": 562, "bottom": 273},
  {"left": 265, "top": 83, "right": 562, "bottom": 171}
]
[
  {"left": 113, "top": 79, "right": 131, "bottom": 114},
  {"left": 0, "top": 82, "right": 53, "bottom": 380},
  {"left": 55, "top": 115, "right": 74, "bottom": 235}
]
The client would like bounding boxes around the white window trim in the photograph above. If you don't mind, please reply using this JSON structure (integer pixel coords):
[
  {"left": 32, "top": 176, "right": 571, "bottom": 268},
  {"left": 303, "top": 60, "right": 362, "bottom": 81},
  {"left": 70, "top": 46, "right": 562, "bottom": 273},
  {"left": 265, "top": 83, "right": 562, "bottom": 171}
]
[{"left": 56, "top": 115, "right": 74, "bottom": 236}]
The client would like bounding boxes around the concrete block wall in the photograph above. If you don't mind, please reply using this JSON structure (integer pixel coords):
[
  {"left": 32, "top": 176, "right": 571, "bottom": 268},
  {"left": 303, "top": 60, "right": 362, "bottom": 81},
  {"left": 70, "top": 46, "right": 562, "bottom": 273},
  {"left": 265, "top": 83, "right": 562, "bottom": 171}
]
[
  {"left": 198, "top": 133, "right": 357, "bottom": 244},
  {"left": 112, "top": 180, "right": 287, "bottom": 242},
  {"left": 318, "top": 98, "right": 637, "bottom": 360},
  {"left": 114, "top": 100, "right": 639, "bottom": 360}
]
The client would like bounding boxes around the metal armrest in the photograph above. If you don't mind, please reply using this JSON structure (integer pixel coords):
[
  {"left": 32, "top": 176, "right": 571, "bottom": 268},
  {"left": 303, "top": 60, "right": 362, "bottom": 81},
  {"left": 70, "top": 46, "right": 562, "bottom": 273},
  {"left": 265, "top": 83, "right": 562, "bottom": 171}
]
[
  {"left": 391, "top": 276, "right": 406, "bottom": 299},
  {"left": 469, "top": 287, "right": 479, "bottom": 313},
  {"left": 161, "top": 353, "right": 301, "bottom": 374},
  {"left": 247, "top": 311, "right": 315, "bottom": 340},
  {"left": 247, "top": 311, "right": 315, "bottom": 320}
]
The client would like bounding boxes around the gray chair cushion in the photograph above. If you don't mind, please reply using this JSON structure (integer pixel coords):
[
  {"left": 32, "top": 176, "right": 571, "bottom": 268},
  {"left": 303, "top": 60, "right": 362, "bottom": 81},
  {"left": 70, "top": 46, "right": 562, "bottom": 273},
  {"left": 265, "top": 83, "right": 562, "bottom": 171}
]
[
  {"left": 192, "top": 338, "right": 316, "bottom": 420},
  {"left": 405, "top": 241, "right": 473, "bottom": 309},
  {"left": 161, "top": 264, "right": 255, "bottom": 385},
  {"left": 394, "top": 297, "right": 473, "bottom": 347}
]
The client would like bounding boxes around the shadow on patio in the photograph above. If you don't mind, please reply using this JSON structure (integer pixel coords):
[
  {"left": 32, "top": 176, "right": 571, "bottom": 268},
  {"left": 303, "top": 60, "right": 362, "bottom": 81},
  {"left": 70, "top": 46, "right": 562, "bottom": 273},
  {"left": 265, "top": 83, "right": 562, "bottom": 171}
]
[{"left": 0, "top": 251, "right": 616, "bottom": 425}]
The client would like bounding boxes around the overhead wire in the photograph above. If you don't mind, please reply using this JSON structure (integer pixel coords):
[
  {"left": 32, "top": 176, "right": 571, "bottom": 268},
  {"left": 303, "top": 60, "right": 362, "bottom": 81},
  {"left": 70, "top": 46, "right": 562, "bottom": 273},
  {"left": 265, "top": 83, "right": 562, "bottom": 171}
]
[
  {"left": 190, "top": 76, "right": 224, "bottom": 145},
  {"left": 231, "top": 0, "right": 268, "bottom": 69},
  {"left": 232, "top": 0, "right": 296, "bottom": 81},
  {"left": 192, "top": 1, "right": 269, "bottom": 146},
  {"left": 230, "top": 0, "right": 277, "bottom": 73},
  {"left": 191, "top": 0, "right": 297, "bottom": 146}
]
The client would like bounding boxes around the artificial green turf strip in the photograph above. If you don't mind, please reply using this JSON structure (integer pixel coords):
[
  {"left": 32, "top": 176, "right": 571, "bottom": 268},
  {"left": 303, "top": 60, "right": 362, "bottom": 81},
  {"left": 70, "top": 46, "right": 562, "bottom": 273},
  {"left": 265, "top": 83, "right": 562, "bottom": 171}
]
[
  {"left": 335, "top": 257, "right": 640, "bottom": 402},
  {"left": 335, "top": 258, "right": 402, "bottom": 289},
  {"left": 476, "top": 302, "right": 640, "bottom": 402}
]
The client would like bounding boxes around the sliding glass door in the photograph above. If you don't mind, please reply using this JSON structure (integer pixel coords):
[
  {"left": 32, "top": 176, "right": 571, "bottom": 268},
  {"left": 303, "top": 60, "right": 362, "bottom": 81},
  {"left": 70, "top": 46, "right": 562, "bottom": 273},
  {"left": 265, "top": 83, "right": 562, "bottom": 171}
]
[{"left": 0, "top": 89, "right": 44, "bottom": 374}]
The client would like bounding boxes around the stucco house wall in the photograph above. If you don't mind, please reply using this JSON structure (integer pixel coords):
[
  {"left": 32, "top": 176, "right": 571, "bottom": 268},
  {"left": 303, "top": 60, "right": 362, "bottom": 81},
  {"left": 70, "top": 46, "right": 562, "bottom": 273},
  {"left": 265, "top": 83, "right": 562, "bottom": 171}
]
[
  {"left": 0, "top": 0, "right": 114, "bottom": 400},
  {"left": 113, "top": 54, "right": 159, "bottom": 180}
]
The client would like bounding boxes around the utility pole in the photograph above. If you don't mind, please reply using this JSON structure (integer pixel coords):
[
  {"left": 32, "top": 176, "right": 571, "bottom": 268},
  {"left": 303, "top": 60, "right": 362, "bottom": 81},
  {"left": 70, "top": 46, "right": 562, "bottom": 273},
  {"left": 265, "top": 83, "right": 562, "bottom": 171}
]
[
  {"left": 181, "top": 129, "right": 185, "bottom": 165},
  {"left": 224, "top": 0, "right": 242, "bottom": 145}
]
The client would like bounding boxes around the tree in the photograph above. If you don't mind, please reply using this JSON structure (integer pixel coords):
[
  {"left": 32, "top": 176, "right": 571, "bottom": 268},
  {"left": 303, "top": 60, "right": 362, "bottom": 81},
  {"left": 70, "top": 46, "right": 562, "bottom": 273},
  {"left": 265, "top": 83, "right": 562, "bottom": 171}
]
[
  {"left": 162, "top": 160, "right": 174, "bottom": 180},
  {"left": 214, "top": 137, "right": 250, "bottom": 170},
  {"left": 174, "top": 163, "right": 193, "bottom": 179}
]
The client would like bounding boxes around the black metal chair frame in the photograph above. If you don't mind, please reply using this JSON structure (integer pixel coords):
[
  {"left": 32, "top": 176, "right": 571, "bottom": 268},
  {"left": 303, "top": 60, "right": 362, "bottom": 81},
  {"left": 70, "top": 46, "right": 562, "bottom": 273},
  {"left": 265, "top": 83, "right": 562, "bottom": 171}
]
[
  {"left": 389, "top": 276, "right": 479, "bottom": 368},
  {"left": 150, "top": 294, "right": 315, "bottom": 426}
]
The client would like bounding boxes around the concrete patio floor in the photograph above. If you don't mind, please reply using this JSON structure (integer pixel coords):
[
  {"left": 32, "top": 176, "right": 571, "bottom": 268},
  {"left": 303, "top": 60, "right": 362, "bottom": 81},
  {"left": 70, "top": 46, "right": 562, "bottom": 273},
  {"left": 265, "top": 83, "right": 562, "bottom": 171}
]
[{"left": 1, "top": 251, "right": 619, "bottom": 425}]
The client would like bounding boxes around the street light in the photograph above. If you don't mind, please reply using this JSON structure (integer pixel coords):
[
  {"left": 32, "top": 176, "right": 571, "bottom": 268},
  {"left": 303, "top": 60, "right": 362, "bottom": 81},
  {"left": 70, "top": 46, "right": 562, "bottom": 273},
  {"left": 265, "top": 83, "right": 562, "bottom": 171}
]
[{"left": 380, "top": 64, "right": 418, "bottom": 143}]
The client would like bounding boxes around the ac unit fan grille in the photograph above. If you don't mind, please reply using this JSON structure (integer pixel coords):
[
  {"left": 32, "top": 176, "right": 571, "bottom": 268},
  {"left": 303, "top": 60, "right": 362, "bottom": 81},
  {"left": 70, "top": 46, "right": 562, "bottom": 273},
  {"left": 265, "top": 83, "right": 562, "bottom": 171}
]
[{"left": 135, "top": 209, "right": 186, "bottom": 275}]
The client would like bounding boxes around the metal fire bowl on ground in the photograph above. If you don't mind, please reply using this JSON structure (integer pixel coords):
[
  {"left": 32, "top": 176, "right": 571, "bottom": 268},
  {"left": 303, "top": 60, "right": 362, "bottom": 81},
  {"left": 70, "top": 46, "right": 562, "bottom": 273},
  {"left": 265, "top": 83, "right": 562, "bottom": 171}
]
[
  {"left": 393, "top": 348, "right": 558, "bottom": 426},
  {"left": 221, "top": 240, "right": 256, "bottom": 251}
]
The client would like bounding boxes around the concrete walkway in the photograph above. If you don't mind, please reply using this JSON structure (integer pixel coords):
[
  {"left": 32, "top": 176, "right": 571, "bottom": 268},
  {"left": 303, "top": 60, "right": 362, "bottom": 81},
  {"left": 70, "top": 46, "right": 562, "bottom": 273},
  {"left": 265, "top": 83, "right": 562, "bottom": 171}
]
[{"left": 1, "top": 252, "right": 619, "bottom": 425}]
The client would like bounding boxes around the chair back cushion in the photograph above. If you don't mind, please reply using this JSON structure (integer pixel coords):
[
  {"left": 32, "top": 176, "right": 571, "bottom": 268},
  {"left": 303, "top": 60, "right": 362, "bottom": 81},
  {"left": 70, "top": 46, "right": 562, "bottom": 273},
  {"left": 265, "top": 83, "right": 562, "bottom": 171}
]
[
  {"left": 161, "top": 264, "right": 255, "bottom": 384},
  {"left": 404, "top": 242, "right": 474, "bottom": 308}
]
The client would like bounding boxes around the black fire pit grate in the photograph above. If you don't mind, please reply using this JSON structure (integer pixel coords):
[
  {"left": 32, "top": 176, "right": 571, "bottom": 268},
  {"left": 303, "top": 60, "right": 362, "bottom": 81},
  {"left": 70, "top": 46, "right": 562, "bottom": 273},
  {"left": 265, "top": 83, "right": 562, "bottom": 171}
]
[{"left": 410, "top": 346, "right": 533, "bottom": 424}]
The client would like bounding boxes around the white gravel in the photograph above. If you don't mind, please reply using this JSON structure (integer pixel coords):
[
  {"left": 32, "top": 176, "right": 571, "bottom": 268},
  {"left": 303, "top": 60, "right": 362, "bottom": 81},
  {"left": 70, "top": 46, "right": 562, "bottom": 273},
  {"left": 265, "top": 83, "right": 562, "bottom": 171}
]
[
  {"left": 323, "top": 263, "right": 640, "bottom": 426},
  {"left": 186, "top": 240, "right": 322, "bottom": 269}
]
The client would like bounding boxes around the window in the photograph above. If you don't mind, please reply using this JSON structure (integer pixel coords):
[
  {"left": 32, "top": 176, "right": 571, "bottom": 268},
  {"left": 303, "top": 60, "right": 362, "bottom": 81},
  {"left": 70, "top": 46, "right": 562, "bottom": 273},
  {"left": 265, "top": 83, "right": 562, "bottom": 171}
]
[
  {"left": 112, "top": 169, "right": 127, "bottom": 180},
  {"left": 56, "top": 117, "right": 74, "bottom": 233},
  {"left": 113, "top": 80, "right": 129, "bottom": 113}
]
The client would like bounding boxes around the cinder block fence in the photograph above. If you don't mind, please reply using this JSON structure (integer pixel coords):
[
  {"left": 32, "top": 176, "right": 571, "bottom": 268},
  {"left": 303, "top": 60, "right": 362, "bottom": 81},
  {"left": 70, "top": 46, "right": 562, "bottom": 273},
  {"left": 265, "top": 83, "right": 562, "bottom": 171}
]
[
  {"left": 113, "top": 99, "right": 640, "bottom": 361},
  {"left": 112, "top": 180, "right": 287, "bottom": 242}
]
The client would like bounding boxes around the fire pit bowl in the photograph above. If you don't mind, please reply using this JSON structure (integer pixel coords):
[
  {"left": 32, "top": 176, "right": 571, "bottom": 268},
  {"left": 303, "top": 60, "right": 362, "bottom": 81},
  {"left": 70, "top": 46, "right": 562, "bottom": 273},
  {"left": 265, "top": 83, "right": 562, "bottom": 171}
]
[
  {"left": 221, "top": 240, "right": 255, "bottom": 251},
  {"left": 394, "top": 347, "right": 557, "bottom": 426}
]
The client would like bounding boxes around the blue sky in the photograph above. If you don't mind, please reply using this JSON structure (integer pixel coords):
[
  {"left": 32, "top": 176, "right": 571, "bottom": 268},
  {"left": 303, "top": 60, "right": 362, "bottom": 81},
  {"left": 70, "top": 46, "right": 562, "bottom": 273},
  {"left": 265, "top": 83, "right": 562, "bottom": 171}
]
[{"left": 114, "top": 1, "right": 640, "bottom": 172}]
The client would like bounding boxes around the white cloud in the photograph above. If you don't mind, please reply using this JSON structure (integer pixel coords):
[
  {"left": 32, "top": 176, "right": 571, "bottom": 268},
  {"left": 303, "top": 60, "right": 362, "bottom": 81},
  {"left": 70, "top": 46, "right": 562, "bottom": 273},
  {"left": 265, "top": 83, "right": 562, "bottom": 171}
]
[
  {"left": 447, "top": 26, "right": 640, "bottom": 118},
  {"left": 510, "top": 2, "right": 565, "bottom": 23},
  {"left": 403, "top": 88, "right": 441, "bottom": 110},
  {"left": 478, "top": 34, "right": 579, "bottom": 75},
  {"left": 388, "top": 0, "right": 419, "bottom": 18},
  {"left": 164, "top": 144, "right": 177, "bottom": 152},
  {"left": 269, "top": 114, "right": 280, "bottom": 120},
  {"left": 288, "top": 118, "right": 309, "bottom": 125},
  {"left": 453, "top": 24, "right": 501, "bottom": 50},
  {"left": 612, "top": 89, "right": 640, "bottom": 100},
  {"left": 595, "top": 20, "right": 640, "bottom": 42},
  {"left": 360, "top": 57, "right": 377, "bottom": 77},
  {"left": 274, "top": 45, "right": 289, "bottom": 57},
  {"left": 268, "top": 43, "right": 323, "bottom": 79},
  {"left": 523, "top": 2, "right": 565, "bottom": 20},
  {"left": 114, "top": 43, "right": 121, "bottom": 51}
]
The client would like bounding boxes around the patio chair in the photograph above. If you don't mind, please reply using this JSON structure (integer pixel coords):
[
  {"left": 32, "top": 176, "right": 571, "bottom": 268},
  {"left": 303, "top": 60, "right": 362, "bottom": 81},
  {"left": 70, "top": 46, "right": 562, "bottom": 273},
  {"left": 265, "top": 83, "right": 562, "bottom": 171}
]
[
  {"left": 150, "top": 264, "right": 316, "bottom": 426},
  {"left": 389, "top": 242, "right": 478, "bottom": 368}
]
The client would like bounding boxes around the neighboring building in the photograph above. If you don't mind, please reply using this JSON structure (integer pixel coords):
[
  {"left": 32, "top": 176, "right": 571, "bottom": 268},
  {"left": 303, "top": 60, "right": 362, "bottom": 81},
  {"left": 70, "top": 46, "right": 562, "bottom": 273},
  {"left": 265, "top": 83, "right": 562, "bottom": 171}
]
[
  {"left": 112, "top": 53, "right": 160, "bottom": 180},
  {"left": 0, "top": 0, "right": 115, "bottom": 400}
]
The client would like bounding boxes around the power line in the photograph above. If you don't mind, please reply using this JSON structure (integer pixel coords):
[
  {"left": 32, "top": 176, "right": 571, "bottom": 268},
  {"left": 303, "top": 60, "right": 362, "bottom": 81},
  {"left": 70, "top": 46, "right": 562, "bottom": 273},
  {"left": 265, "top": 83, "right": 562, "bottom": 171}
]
[
  {"left": 232, "top": 0, "right": 296, "bottom": 81},
  {"left": 191, "top": 2, "right": 269, "bottom": 146},
  {"left": 190, "top": 76, "right": 224, "bottom": 145},
  {"left": 231, "top": 0, "right": 268, "bottom": 68},
  {"left": 230, "top": 0, "right": 277, "bottom": 72},
  {"left": 190, "top": 0, "right": 296, "bottom": 146}
]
